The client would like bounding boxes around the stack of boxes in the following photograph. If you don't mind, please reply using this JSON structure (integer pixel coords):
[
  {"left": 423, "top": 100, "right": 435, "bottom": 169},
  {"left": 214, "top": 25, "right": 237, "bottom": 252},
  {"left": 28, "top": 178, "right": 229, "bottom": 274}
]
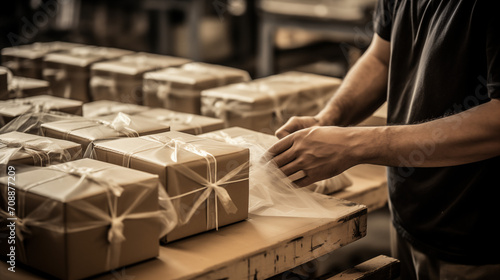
[{"left": 0, "top": 41, "right": 346, "bottom": 279}]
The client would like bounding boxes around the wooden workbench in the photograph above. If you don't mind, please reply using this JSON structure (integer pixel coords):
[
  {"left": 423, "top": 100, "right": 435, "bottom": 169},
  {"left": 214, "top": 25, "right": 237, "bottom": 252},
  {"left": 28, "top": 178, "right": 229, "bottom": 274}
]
[
  {"left": 0, "top": 164, "right": 387, "bottom": 280},
  {"left": 336, "top": 164, "right": 388, "bottom": 212}
]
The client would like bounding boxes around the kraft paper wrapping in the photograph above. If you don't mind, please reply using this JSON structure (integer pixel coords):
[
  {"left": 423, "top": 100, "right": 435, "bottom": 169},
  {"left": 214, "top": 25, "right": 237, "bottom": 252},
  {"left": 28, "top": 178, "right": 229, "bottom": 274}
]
[
  {"left": 92, "top": 131, "right": 250, "bottom": 243},
  {"left": 0, "top": 158, "right": 177, "bottom": 280},
  {"left": 90, "top": 52, "right": 191, "bottom": 104},
  {"left": 42, "top": 46, "right": 134, "bottom": 102},
  {"left": 8, "top": 76, "right": 50, "bottom": 99},
  {"left": 1, "top": 41, "right": 84, "bottom": 79},
  {"left": 143, "top": 62, "right": 251, "bottom": 114},
  {"left": 135, "top": 108, "right": 224, "bottom": 135},
  {"left": 83, "top": 100, "right": 150, "bottom": 118},
  {"left": 41, "top": 113, "right": 170, "bottom": 153},
  {"left": 201, "top": 71, "right": 342, "bottom": 134},
  {"left": 0, "top": 132, "right": 82, "bottom": 174},
  {"left": 199, "top": 127, "right": 353, "bottom": 195},
  {"left": 0, "top": 95, "right": 83, "bottom": 127},
  {"left": 0, "top": 67, "right": 7, "bottom": 100}
]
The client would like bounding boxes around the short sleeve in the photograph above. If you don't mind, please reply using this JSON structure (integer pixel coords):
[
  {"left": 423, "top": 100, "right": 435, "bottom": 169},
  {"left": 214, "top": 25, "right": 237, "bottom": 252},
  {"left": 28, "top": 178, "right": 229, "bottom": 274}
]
[
  {"left": 373, "top": 0, "right": 394, "bottom": 42},
  {"left": 486, "top": 5, "right": 500, "bottom": 99}
]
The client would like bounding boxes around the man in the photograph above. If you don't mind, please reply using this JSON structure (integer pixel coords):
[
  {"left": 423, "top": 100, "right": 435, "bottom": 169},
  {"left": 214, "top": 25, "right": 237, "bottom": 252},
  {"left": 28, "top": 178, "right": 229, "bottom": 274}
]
[{"left": 268, "top": 0, "right": 500, "bottom": 279}]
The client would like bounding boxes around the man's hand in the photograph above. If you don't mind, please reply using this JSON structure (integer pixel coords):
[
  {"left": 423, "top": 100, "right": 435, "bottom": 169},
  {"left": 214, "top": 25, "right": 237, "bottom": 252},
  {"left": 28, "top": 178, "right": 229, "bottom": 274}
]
[
  {"left": 269, "top": 126, "right": 358, "bottom": 187},
  {"left": 275, "top": 116, "right": 320, "bottom": 139}
]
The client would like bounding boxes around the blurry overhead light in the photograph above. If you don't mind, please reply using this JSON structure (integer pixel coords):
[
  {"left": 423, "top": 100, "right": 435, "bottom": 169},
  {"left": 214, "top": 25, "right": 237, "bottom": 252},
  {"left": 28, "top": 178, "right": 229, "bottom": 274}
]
[{"left": 228, "top": 0, "right": 247, "bottom": 16}]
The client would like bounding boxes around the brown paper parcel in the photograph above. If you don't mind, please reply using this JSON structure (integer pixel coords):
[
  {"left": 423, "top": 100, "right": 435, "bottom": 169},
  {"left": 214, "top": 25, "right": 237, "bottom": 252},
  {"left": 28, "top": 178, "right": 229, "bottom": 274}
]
[
  {"left": 41, "top": 112, "right": 170, "bottom": 152},
  {"left": 83, "top": 100, "right": 150, "bottom": 118},
  {"left": 0, "top": 131, "right": 82, "bottom": 170},
  {"left": 0, "top": 95, "right": 83, "bottom": 127},
  {"left": 1, "top": 41, "right": 84, "bottom": 79},
  {"left": 200, "top": 80, "right": 299, "bottom": 133},
  {"left": 135, "top": 108, "right": 224, "bottom": 135},
  {"left": 0, "top": 67, "right": 8, "bottom": 100},
  {"left": 201, "top": 71, "right": 341, "bottom": 134},
  {"left": 90, "top": 52, "right": 191, "bottom": 104},
  {"left": 42, "top": 46, "right": 134, "bottom": 102},
  {"left": 143, "top": 62, "right": 251, "bottom": 114},
  {"left": 92, "top": 131, "right": 249, "bottom": 243},
  {"left": 0, "top": 158, "right": 166, "bottom": 280}
]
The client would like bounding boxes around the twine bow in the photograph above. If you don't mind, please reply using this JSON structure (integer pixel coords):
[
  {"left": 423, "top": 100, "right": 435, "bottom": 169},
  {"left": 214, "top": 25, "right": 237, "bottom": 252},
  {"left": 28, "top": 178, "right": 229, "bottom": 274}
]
[{"left": 143, "top": 135, "right": 248, "bottom": 230}]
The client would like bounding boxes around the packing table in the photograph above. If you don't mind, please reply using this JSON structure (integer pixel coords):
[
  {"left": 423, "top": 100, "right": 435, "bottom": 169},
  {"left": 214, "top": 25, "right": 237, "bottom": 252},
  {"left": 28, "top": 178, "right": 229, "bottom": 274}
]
[{"left": 0, "top": 164, "right": 387, "bottom": 280}]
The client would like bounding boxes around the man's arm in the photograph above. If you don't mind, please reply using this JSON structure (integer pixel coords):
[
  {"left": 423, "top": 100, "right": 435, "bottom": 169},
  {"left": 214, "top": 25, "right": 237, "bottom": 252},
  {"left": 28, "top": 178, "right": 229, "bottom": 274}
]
[
  {"left": 275, "top": 34, "right": 390, "bottom": 139},
  {"left": 270, "top": 98, "right": 500, "bottom": 187},
  {"left": 362, "top": 98, "right": 500, "bottom": 167}
]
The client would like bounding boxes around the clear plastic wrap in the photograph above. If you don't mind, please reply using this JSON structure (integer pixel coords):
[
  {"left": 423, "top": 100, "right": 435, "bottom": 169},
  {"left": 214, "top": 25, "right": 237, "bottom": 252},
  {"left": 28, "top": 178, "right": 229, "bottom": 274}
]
[{"left": 200, "top": 127, "right": 353, "bottom": 218}]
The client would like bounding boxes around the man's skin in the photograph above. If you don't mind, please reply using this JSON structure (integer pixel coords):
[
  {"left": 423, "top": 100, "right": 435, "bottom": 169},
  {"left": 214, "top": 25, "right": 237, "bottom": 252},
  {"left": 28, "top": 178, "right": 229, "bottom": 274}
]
[{"left": 268, "top": 34, "right": 500, "bottom": 187}]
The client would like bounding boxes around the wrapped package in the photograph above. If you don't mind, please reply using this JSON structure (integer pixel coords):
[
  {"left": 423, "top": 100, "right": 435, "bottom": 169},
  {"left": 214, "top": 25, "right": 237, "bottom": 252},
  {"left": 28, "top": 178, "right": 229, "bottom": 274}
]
[
  {"left": 0, "top": 67, "right": 7, "bottom": 100},
  {"left": 83, "top": 100, "right": 150, "bottom": 118},
  {"left": 92, "top": 131, "right": 250, "bottom": 243},
  {"left": 41, "top": 113, "right": 170, "bottom": 153},
  {"left": 42, "top": 46, "right": 134, "bottom": 102},
  {"left": 200, "top": 127, "right": 352, "bottom": 195},
  {"left": 0, "top": 112, "right": 81, "bottom": 136},
  {"left": 135, "top": 108, "right": 225, "bottom": 135},
  {"left": 143, "top": 62, "right": 251, "bottom": 114},
  {"left": 0, "top": 158, "right": 177, "bottom": 279},
  {"left": 8, "top": 76, "right": 50, "bottom": 99},
  {"left": 1, "top": 41, "right": 83, "bottom": 79},
  {"left": 0, "top": 132, "right": 82, "bottom": 175},
  {"left": 0, "top": 95, "right": 83, "bottom": 127},
  {"left": 90, "top": 52, "right": 191, "bottom": 104},
  {"left": 201, "top": 71, "right": 341, "bottom": 134},
  {"left": 0, "top": 66, "right": 50, "bottom": 99}
]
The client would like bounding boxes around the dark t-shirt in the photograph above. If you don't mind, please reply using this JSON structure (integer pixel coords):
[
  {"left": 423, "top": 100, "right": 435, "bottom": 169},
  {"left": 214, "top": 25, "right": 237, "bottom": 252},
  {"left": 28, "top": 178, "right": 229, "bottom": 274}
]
[{"left": 374, "top": 0, "right": 500, "bottom": 264}]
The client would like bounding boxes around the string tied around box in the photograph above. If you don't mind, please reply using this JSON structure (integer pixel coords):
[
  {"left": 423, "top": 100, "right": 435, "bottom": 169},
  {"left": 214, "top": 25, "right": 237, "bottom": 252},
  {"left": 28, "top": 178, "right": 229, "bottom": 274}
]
[
  {"left": 0, "top": 137, "right": 72, "bottom": 175},
  {"left": 155, "top": 112, "right": 203, "bottom": 135},
  {"left": 0, "top": 162, "right": 178, "bottom": 271},
  {"left": 122, "top": 134, "right": 249, "bottom": 231}
]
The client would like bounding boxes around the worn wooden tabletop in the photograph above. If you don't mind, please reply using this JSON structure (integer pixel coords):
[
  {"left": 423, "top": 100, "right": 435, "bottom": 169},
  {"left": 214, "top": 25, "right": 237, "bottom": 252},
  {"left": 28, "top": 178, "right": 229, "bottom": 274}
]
[{"left": 0, "top": 164, "right": 387, "bottom": 280}]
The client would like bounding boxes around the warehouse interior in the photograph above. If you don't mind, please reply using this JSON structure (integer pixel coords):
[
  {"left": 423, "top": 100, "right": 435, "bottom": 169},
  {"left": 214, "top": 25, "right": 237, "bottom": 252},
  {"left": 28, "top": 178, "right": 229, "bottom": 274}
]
[{"left": 0, "top": 1, "right": 395, "bottom": 279}]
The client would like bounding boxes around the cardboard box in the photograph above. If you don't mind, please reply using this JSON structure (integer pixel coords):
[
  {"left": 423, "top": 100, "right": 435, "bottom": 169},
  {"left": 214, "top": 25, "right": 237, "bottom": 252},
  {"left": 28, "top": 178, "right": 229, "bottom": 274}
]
[
  {"left": 83, "top": 100, "right": 150, "bottom": 118},
  {"left": 41, "top": 113, "right": 170, "bottom": 152},
  {"left": 0, "top": 159, "right": 161, "bottom": 279},
  {"left": 199, "top": 127, "right": 352, "bottom": 194},
  {"left": 90, "top": 52, "right": 191, "bottom": 104},
  {"left": 92, "top": 131, "right": 249, "bottom": 242},
  {"left": 0, "top": 66, "right": 50, "bottom": 100},
  {"left": 143, "top": 62, "right": 251, "bottom": 114},
  {"left": 135, "top": 108, "right": 224, "bottom": 135},
  {"left": 0, "top": 95, "right": 83, "bottom": 127},
  {"left": 0, "top": 131, "right": 82, "bottom": 168},
  {"left": 0, "top": 67, "right": 7, "bottom": 100},
  {"left": 42, "top": 46, "right": 134, "bottom": 102},
  {"left": 1, "top": 41, "right": 83, "bottom": 79},
  {"left": 201, "top": 71, "right": 341, "bottom": 134},
  {"left": 8, "top": 76, "right": 50, "bottom": 99}
]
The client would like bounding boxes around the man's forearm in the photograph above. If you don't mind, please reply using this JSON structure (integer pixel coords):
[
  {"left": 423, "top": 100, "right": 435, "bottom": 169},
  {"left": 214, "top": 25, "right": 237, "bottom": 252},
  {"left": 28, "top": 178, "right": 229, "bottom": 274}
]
[
  {"left": 354, "top": 99, "right": 500, "bottom": 167},
  {"left": 316, "top": 40, "right": 389, "bottom": 127}
]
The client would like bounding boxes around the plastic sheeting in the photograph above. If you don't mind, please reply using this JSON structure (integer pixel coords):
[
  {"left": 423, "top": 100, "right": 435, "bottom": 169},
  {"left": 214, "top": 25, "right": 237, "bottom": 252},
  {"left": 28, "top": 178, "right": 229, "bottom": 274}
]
[{"left": 200, "top": 128, "right": 354, "bottom": 218}]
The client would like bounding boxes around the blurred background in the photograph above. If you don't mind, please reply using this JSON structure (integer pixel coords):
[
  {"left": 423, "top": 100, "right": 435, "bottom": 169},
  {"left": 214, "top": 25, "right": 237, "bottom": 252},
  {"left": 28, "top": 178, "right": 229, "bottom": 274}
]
[
  {"left": 0, "top": 1, "right": 390, "bottom": 278},
  {"left": 0, "top": 0, "right": 376, "bottom": 79}
]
